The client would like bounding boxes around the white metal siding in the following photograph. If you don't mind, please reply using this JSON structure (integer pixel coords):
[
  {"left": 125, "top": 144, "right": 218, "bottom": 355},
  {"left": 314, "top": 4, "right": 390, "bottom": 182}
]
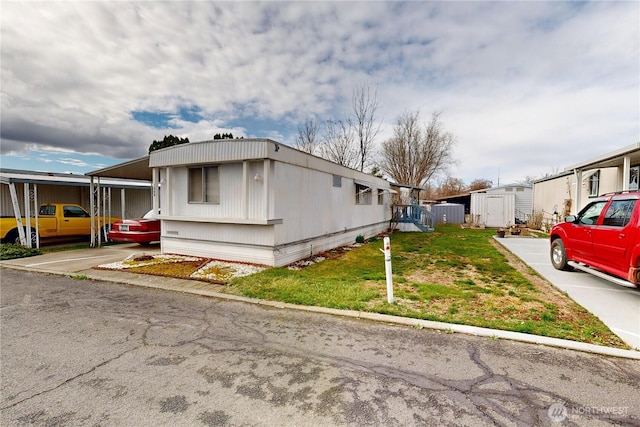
[
  {"left": 514, "top": 188, "right": 533, "bottom": 221},
  {"left": 272, "top": 162, "right": 389, "bottom": 246},
  {"left": 150, "top": 139, "right": 270, "bottom": 167},
  {"left": 470, "top": 193, "right": 516, "bottom": 227},
  {"left": 532, "top": 175, "right": 575, "bottom": 216},
  {"left": 163, "top": 163, "right": 267, "bottom": 219}
]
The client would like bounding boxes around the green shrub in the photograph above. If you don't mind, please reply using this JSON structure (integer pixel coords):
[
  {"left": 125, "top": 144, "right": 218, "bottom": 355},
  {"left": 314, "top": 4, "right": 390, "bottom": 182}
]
[
  {"left": 355, "top": 234, "right": 365, "bottom": 244},
  {"left": 0, "top": 244, "right": 42, "bottom": 260}
]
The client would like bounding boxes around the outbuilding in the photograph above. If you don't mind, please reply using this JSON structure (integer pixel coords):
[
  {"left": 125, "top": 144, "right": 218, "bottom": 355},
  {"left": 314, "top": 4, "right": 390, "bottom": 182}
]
[{"left": 470, "top": 184, "right": 533, "bottom": 228}]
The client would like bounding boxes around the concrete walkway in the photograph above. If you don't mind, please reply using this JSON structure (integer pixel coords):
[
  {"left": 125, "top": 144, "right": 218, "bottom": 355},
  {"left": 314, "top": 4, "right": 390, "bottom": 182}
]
[
  {"left": 495, "top": 236, "right": 640, "bottom": 350},
  {"left": 1, "top": 241, "right": 639, "bottom": 358}
]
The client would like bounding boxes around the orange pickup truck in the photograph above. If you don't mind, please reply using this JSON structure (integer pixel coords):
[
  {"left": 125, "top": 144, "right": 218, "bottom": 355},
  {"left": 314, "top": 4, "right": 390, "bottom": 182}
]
[{"left": 0, "top": 203, "right": 121, "bottom": 245}]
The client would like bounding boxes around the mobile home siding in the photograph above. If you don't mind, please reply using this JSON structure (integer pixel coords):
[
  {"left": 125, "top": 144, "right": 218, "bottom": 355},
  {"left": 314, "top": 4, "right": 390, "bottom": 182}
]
[
  {"left": 150, "top": 138, "right": 270, "bottom": 167},
  {"left": 512, "top": 187, "right": 533, "bottom": 222}
]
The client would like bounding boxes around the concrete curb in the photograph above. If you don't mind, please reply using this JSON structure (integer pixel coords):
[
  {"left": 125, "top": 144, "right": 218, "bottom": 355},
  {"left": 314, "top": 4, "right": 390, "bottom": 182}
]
[{"left": 4, "top": 263, "right": 638, "bottom": 361}]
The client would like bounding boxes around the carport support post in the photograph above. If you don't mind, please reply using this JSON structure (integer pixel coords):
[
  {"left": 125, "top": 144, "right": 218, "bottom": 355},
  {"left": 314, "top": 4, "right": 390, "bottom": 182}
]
[
  {"left": 23, "top": 183, "right": 32, "bottom": 248},
  {"left": 381, "top": 236, "right": 394, "bottom": 304}
]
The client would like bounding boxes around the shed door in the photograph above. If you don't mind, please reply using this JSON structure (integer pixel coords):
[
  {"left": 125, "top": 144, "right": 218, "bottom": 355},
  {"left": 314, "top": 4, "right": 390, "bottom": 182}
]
[{"left": 486, "top": 196, "right": 505, "bottom": 228}]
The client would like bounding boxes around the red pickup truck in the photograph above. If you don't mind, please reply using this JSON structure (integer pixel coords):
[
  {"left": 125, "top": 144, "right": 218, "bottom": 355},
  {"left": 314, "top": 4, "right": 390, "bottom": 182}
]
[{"left": 550, "top": 192, "right": 640, "bottom": 287}]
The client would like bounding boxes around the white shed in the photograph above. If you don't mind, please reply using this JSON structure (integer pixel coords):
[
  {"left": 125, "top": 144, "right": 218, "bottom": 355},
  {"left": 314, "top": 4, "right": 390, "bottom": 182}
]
[
  {"left": 470, "top": 184, "right": 532, "bottom": 228},
  {"left": 148, "top": 138, "right": 392, "bottom": 267}
]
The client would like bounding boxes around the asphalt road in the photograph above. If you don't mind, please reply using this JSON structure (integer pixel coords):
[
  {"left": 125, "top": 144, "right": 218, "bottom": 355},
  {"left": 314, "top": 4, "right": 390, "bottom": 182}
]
[{"left": 1, "top": 269, "right": 639, "bottom": 427}]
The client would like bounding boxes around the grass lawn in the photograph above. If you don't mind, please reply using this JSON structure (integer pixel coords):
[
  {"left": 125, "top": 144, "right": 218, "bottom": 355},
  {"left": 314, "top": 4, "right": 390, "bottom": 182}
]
[{"left": 225, "top": 225, "right": 628, "bottom": 349}]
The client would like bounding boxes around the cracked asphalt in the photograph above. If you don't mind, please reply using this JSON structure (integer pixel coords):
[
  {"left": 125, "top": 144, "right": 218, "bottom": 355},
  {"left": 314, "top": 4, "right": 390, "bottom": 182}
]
[{"left": 1, "top": 269, "right": 639, "bottom": 426}]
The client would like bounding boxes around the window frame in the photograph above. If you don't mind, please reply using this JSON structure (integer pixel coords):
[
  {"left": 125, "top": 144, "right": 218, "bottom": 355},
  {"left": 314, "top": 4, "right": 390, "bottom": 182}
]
[
  {"left": 629, "top": 166, "right": 639, "bottom": 191},
  {"left": 188, "top": 166, "right": 220, "bottom": 204},
  {"left": 588, "top": 170, "right": 600, "bottom": 197},
  {"left": 355, "top": 183, "right": 372, "bottom": 205}
]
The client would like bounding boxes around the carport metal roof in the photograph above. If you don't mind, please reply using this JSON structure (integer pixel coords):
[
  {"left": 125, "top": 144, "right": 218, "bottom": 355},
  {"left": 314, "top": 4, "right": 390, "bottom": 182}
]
[
  {"left": 0, "top": 168, "right": 150, "bottom": 189},
  {"left": 85, "top": 156, "right": 151, "bottom": 181}
]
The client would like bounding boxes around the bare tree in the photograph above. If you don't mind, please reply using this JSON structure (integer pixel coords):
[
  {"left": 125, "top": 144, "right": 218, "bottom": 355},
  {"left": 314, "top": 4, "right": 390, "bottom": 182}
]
[
  {"left": 436, "top": 176, "right": 466, "bottom": 197},
  {"left": 378, "top": 111, "right": 455, "bottom": 187},
  {"left": 516, "top": 176, "right": 537, "bottom": 186},
  {"left": 349, "top": 82, "right": 382, "bottom": 172},
  {"left": 319, "top": 119, "right": 359, "bottom": 169},
  {"left": 294, "top": 118, "right": 320, "bottom": 155},
  {"left": 468, "top": 178, "right": 493, "bottom": 191}
]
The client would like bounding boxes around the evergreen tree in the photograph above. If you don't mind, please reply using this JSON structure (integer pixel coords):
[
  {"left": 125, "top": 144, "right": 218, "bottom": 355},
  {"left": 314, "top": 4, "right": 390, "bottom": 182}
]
[{"left": 148, "top": 135, "right": 190, "bottom": 153}]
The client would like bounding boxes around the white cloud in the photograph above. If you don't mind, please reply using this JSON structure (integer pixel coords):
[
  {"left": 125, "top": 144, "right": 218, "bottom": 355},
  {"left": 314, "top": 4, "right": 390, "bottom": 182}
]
[{"left": 1, "top": 1, "right": 638, "bottom": 185}]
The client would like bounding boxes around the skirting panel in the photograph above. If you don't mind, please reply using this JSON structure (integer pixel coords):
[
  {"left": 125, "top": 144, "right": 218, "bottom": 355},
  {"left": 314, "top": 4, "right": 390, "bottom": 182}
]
[{"left": 161, "top": 222, "right": 388, "bottom": 267}]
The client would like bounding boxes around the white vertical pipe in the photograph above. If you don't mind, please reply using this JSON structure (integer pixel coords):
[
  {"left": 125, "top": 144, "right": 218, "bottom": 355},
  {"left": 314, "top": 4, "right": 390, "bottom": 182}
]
[
  {"left": 382, "top": 236, "right": 393, "bottom": 304},
  {"left": 23, "top": 183, "right": 32, "bottom": 248}
]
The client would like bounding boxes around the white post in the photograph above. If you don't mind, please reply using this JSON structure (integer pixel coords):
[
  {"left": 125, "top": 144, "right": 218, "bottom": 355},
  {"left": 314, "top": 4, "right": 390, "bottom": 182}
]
[
  {"left": 9, "top": 183, "right": 27, "bottom": 245},
  {"left": 380, "top": 236, "right": 394, "bottom": 304},
  {"left": 23, "top": 183, "right": 32, "bottom": 248}
]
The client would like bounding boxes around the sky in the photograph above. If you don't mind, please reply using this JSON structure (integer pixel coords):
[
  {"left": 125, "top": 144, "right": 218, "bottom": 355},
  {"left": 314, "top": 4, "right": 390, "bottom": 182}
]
[{"left": 1, "top": 1, "right": 638, "bottom": 186}]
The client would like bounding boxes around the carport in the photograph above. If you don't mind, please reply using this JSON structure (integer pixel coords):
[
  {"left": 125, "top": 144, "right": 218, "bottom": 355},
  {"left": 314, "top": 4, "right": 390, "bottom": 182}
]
[
  {"left": 1, "top": 165, "right": 151, "bottom": 248},
  {"left": 85, "top": 156, "right": 153, "bottom": 246}
]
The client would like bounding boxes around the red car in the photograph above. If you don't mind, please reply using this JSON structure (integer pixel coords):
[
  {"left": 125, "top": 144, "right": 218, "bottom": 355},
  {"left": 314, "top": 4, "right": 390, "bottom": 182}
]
[
  {"left": 108, "top": 210, "right": 160, "bottom": 246},
  {"left": 550, "top": 191, "right": 640, "bottom": 287}
]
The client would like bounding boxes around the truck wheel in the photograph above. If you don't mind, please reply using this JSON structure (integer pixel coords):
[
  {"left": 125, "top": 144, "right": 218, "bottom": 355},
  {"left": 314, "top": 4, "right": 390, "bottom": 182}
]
[
  {"left": 4, "top": 229, "right": 19, "bottom": 244},
  {"left": 7, "top": 229, "right": 37, "bottom": 245},
  {"left": 550, "top": 239, "right": 573, "bottom": 271}
]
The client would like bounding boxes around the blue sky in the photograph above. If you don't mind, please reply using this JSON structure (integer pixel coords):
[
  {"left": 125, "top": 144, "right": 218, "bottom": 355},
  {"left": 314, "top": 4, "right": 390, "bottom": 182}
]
[{"left": 1, "top": 1, "right": 638, "bottom": 184}]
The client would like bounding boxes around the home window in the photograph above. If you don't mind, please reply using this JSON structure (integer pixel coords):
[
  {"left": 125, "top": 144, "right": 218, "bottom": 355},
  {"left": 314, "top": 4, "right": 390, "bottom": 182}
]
[
  {"left": 189, "top": 166, "right": 220, "bottom": 203},
  {"left": 630, "top": 166, "right": 639, "bottom": 191},
  {"left": 333, "top": 175, "right": 342, "bottom": 187},
  {"left": 378, "top": 189, "right": 384, "bottom": 205},
  {"left": 588, "top": 171, "right": 600, "bottom": 197},
  {"left": 355, "top": 183, "right": 372, "bottom": 205}
]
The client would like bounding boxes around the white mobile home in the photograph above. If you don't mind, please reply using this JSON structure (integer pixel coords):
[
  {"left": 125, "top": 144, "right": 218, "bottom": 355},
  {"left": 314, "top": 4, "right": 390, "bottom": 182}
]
[
  {"left": 147, "top": 138, "right": 391, "bottom": 267},
  {"left": 533, "top": 143, "right": 640, "bottom": 219}
]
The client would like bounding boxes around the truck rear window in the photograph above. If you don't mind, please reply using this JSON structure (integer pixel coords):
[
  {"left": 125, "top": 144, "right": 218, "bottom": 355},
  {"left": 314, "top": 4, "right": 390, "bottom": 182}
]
[{"left": 39, "top": 206, "right": 56, "bottom": 216}]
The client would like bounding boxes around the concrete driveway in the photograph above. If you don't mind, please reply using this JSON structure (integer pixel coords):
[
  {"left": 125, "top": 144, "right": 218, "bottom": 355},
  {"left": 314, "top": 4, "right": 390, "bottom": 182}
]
[
  {"left": 0, "top": 243, "right": 160, "bottom": 275},
  {"left": 495, "top": 236, "right": 640, "bottom": 350}
]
